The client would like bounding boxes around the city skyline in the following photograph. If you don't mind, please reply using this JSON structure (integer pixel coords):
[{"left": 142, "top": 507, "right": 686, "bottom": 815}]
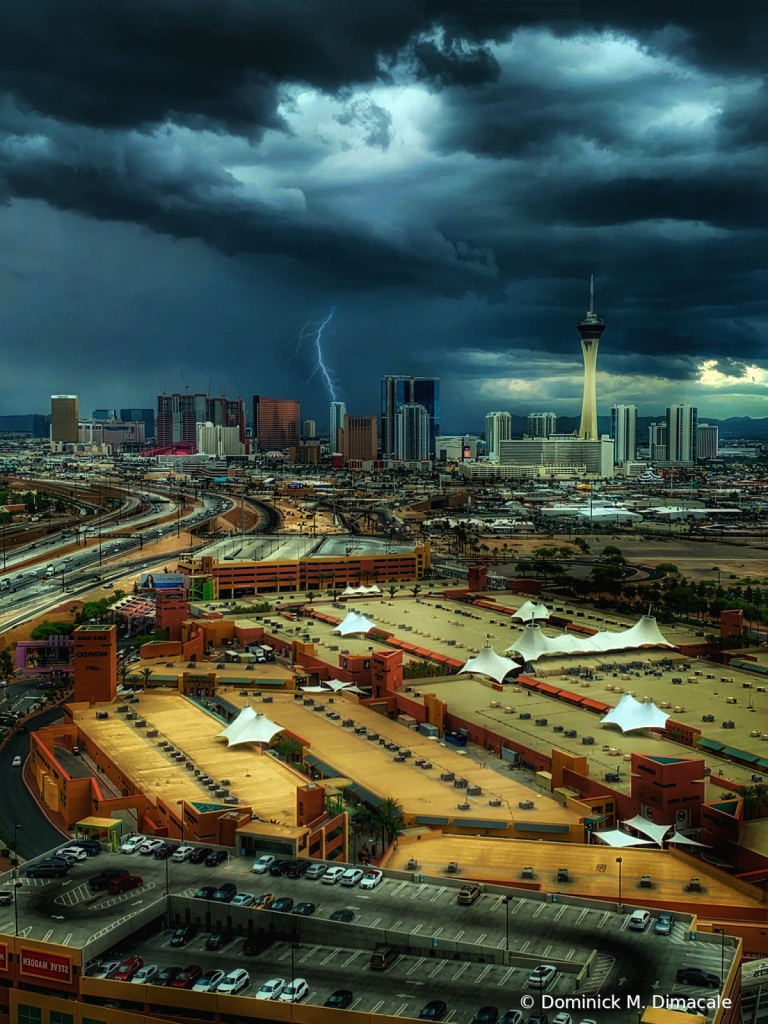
[{"left": 0, "top": 4, "right": 766, "bottom": 424}]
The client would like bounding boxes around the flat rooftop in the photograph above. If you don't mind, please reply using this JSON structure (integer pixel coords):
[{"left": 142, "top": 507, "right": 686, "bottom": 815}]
[
  {"left": 219, "top": 688, "right": 581, "bottom": 831},
  {"left": 197, "top": 532, "right": 415, "bottom": 562}
]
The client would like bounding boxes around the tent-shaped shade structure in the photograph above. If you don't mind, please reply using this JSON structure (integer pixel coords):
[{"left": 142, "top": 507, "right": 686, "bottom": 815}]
[
  {"left": 300, "top": 679, "right": 367, "bottom": 694},
  {"left": 601, "top": 694, "right": 670, "bottom": 734},
  {"left": 506, "top": 615, "right": 675, "bottom": 663},
  {"left": 593, "top": 830, "right": 657, "bottom": 848},
  {"left": 342, "top": 585, "right": 381, "bottom": 596},
  {"left": 512, "top": 601, "right": 550, "bottom": 623},
  {"left": 622, "top": 815, "right": 673, "bottom": 846},
  {"left": 334, "top": 611, "right": 377, "bottom": 636},
  {"left": 666, "top": 832, "right": 710, "bottom": 847},
  {"left": 218, "top": 706, "right": 284, "bottom": 747},
  {"left": 460, "top": 645, "right": 518, "bottom": 684}
]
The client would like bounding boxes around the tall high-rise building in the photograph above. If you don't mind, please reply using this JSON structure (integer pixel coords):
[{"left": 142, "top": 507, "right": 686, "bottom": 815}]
[
  {"left": 92, "top": 409, "right": 116, "bottom": 421},
  {"left": 485, "top": 411, "right": 512, "bottom": 460},
  {"left": 196, "top": 422, "right": 244, "bottom": 457},
  {"left": 666, "top": 404, "right": 698, "bottom": 462},
  {"left": 50, "top": 395, "right": 79, "bottom": 444},
  {"left": 339, "top": 415, "right": 377, "bottom": 462},
  {"left": 302, "top": 419, "right": 317, "bottom": 439},
  {"left": 526, "top": 411, "right": 557, "bottom": 439},
  {"left": 576, "top": 276, "right": 606, "bottom": 441},
  {"left": 395, "top": 403, "right": 430, "bottom": 461},
  {"left": 156, "top": 393, "right": 207, "bottom": 446},
  {"left": 328, "top": 401, "right": 347, "bottom": 453},
  {"left": 696, "top": 423, "right": 719, "bottom": 460},
  {"left": 648, "top": 421, "right": 667, "bottom": 461},
  {"left": 610, "top": 404, "right": 637, "bottom": 463},
  {"left": 381, "top": 376, "right": 440, "bottom": 457},
  {"left": 412, "top": 378, "right": 440, "bottom": 457},
  {"left": 253, "top": 396, "right": 300, "bottom": 451},
  {"left": 120, "top": 408, "right": 155, "bottom": 440}
]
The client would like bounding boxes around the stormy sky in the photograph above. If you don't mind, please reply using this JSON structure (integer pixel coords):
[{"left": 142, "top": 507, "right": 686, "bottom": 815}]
[{"left": 1, "top": 0, "right": 767, "bottom": 431}]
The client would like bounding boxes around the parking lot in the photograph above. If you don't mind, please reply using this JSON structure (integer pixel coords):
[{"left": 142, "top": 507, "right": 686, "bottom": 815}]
[{"left": 2, "top": 847, "right": 737, "bottom": 1022}]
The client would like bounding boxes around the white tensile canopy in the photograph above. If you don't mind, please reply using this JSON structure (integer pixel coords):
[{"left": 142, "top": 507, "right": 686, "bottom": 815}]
[
  {"left": 218, "top": 706, "right": 284, "bottom": 747},
  {"left": 622, "top": 815, "right": 672, "bottom": 846},
  {"left": 460, "top": 644, "right": 518, "bottom": 684},
  {"left": 300, "top": 679, "right": 364, "bottom": 694},
  {"left": 666, "top": 832, "right": 710, "bottom": 847},
  {"left": 506, "top": 615, "right": 675, "bottom": 663},
  {"left": 593, "top": 829, "right": 657, "bottom": 848},
  {"left": 341, "top": 585, "right": 382, "bottom": 596},
  {"left": 512, "top": 601, "right": 551, "bottom": 622},
  {"left": 601, "top": 694, "right": 670, "bottom": 733},
  {"left": 334, "top": 611, "right": 377, "bottom": 636}
]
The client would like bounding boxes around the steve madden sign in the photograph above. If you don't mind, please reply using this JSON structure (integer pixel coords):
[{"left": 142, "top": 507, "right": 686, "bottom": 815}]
[{"left": 20, "top": 949, "right": 72, "bottom": 982}]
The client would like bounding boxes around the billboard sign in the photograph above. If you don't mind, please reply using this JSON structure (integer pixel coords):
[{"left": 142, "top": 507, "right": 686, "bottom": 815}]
[
  {"left": 24, "top": 645, "right": 73, "bottom": 670},
  {"left": 0, "top": 943, "right": 7, "bottom": 971},
  {"left": 140, "top": 572, "right": 187, "bottom": 590},
  {"left": 20, "top": 948, "right": 72, "bottom": 983}
]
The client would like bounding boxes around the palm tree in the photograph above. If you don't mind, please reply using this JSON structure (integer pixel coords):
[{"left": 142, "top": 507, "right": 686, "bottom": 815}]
[
  {"left": 410, "top": 584, "right": 422, "bottom": 599},
  {"left": 377, "top": 796, "right": 405, "bottom": 847},
  {"left": 140, "top": 667, "right": 154, "bottom": 688}
]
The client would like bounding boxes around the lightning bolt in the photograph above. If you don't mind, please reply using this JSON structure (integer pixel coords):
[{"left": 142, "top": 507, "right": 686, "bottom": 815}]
[{"left": 288, "top": 306, "right": 341, "bottom": 401}]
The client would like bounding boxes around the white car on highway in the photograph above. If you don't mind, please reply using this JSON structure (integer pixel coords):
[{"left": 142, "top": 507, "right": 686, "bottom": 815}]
[{"left": 12, "top": 756, "right": 21, "bottom": 767}]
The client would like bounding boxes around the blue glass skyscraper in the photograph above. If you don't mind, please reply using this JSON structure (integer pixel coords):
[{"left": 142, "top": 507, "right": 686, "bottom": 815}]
[{"left": 381, "top": 375, "right": 440, "bottom": 457}]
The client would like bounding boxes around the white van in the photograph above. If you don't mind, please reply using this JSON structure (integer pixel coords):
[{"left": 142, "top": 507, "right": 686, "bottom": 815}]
[
  {"left": 46, "top": 565, "right": 55, "bottom": 577},
  {"left": 0, "top": 578, "right": 10, "bottom": 591}
]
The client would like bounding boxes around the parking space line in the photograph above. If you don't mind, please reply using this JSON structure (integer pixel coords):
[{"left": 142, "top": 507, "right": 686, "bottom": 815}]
[
  {"left": 42, "top": 929, "right": 53, "bottom": 942},
  {"left": 555, "top": 905, "right": 568, "bottom": 921},
  {"left": 620, "top": 916, "right": 631, "bottom": 932},
  {"left": 371, "top": 1001, "right": 385, "bottom": 1014},
  {"left": 394, "top": 1003, "right": 409, "bottom": 1016},
  {"left": 542, "top": 945, "right": 552, "bottom": 957},
  {"left": 533, "top": 903, "right": 546, "bottom": 919},
  {"left": 498, "top": 967, "right": 514, "bottom": 987},
  {"left": 279, "top": 948, "right": 292, "bottom": 961},
  {"left": 407, "top": 960, "right": 422, "bottom": 976},
  {"left": 565, "top": 949, "right": 576, "bottom": 961},
  {"left": 63, "top": 933, "right": 73, "bottom": 945},
  {"left": 576, "top": 908, "right": 589, "bottom": 925},
  {"left": 452, "top": 962, "right": 470, "bottom": 982},
  {"left": 342, "top": 950, "right": 362, "bottom": 967},
  {"left": 475, "top": 933, "right": 487, "bottom": 945},
  {"left": 429, "top": 962, "right": 447, "bottom": 979},
  {"left": 412, "top": 924, "right": 423, "bottom": 934},
  {"left": 391, "top": 881, "right": 409, "bottom": 896},
  {"left": 370, "top": 917, "right": 381, "bottom": 928},
  {"left": 410, "top": 884, "right": 427, "bottom": 901},
  {"left": 519, "top": 941, "right": 530, "bottom": 953},
  {"left": 495, "top": 938, "right": 506, "bottom": 949},
  {"left": 444, "top": 1011, "right": 456, "bottom": 1022},
  {"left": 475, "top": 965, "right": 492, "bottom": 985},
  {"left": 598, "top": 911, "right": 610, "bottom": 928},
  {"left": 320, "top": 947, "right": 340, "bottom": 965},
  {"left": 392, "top": 919, "right": 403, "bottom": 931},
  {"left": 453, "top": 929, "right": 464, "bottom": 941},
  {"left": 430, "top": 887, "right": 446, "bottom": 903},
  {"left": 299, "top": 946, "right": 318, "bottom": 963},
  {"left": 511, "top": 900, "right": 524, "bottom": 915},
  {"left": 433, "top": 927, "right": 444, "bottom": 939}
]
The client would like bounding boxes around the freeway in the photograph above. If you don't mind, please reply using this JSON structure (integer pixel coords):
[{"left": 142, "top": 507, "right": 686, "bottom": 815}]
[{"left": 0, "top": 703, "right": 70, "bottom": 858}]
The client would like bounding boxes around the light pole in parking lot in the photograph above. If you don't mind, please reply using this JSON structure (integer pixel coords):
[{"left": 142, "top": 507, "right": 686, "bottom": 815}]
[
  {"left": 13, "top": 822, "right": 22, "bottom": 936},
  {"left": 615, "top": 856, "right": 623, "bottom": 911},
  {"left": 290, "top": 942, "right": 300, "bottom": 990},
  {"left": 501, "top": 895, "right": 512, "bottom": 951},
  {"left": 713, "top": 927, "right": 726, "bottom": 986}
]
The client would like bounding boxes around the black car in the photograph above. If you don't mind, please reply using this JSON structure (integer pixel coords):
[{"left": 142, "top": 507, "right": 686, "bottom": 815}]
[
  {"left": 155, "top": 966, "right": 183, "bottom": 986},
  {"left": 72, "top": 839, "right": 102, "bottom": 856},
  {"left": 269, "top": 859, "right": 291, "bottom": 876},
  {"left": 194, "top": 886, "right": 217, "bottom": 901},
  {"left": 325, "top": 990, "right": 354, "bottom": 1009},
  {"left": 242, "top": 936, "right": 262, "bottom": 955},
  {"left": 293, "top": 902, "right": 316, "bottom": 917},
  {"left": 153, "top": 844, "right": 172, "bottom": 860},
  {"left": 272, "top": 897, "right": 294, "bottom": 913},
  {"left": 205, "top": 850, "right": 227, "bottom": 867},
  {"left": 89, "top": 869, "right": 129, "bottom": 891},
  {"left": 330, "top": 909, "right": 354, "bottom": 923},
  {"left": 188, "top": 847, "right": 213, "bottom": 864},
  {"left": 419, "top": 1001, "right": 448, "bottom": 1021},
  {"left": 205, "top": 929, "right": 234, "bottom": 951},
  {"left": 676, "top": 967, "right": 721, "bottom": 989},
  {"left": 27, "top": 862, "right": 68, "bottom": 879},
  {"left": 169, "top": 924, "right": 198, "bottom": 947},
  {"left": 472, "top": 1007, "right": 499, "bottom": 1024},
  {"left": 285, "top": 859, "right": 310, "bottom": 878},
  {"left": 211, "top": 883, "right": 237, "bottom": 903}
]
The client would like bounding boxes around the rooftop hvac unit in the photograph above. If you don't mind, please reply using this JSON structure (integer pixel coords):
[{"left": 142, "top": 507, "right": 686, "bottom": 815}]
[
  {"left": 519, "top": 712, "right": 531, "bottom": 720},
  {"left": 224, "top": 796, "right": 239, "bottom": 805},
  {"left": 325, "top": 708, "right": 335, "bottom": 716},
  {"left": 534, "top": 718, "right": 548, "bottom": 726},
  {"left": 216, "top": 789, "right": 229, "bottom": 798},
  {"left": 220, "top": 778, "right": 230, "bottom": 785},
  {"left": 378, "top": 737, "right": 387, "bottom": 745},
  {"left": 564, "top": 730, "right": 577, "bottom": 738},
  {"left": 400, "top": 749, "right": 411, "bottom": 758},
  {"left": 582, "top": 736, "right": 595, "bottom": 745},
  {"left": 722, "top": 720, "right": 735, "bottom": 728},
  {"left": 330, "top": 713, "right": 340, "bottom": 721},
  {"left": 441, "top": 772, "right": 455, "bottom": 782},
  {"left": 95, "top": 710, "right": 109, "bottom": 720},
  {"left": 342, "top": 719, "right": 355, "bottom": 728},
  {"left": 313, "top": 705, "right": 324, "bottom": 713},
  {"left": 405, "top": 687, "right": 413, "bottom": 693},
  {"left": 457, "top": 802, "right": 471, "bottom": 811},
  {"left": 518, "top": 800, "right": 535, "bottom": 810},
  {"left": 421, "top": 761, "right": 432, "bottom": 770},
  {"left": 354, "top": 726, "right": 366, "bottom": 735},
  {"left": 262, "top": 696, "right": 273, "bottom": 704},
  {"left": 367, "top": 733, "right": 379, "bottom": 741},
  {"left": 303, "top": 698, "right": 315, "bottom": 706},
  {"left": 147, "top": 729, "right": 158, "bottom": 738},
  {"left": 207, "top": 781, "right": 218, "bottom": 791},
  {"left": 134, "top": 719, "right": 147, "bottom": 728},
  {"left": 467, "top": 786, "right": 482, "bottom": 796},
  {"left": 489, "top": 798, "right": 502, "bottom": 807},
  {"left": 702, "top": 714, "right": 715, "bottom": 723},
  {"left": 394, "top": 755, "right": 405, "bottom": 762},
  {"left": 552, "top": 725, "right": 564, "bottom": 733},
  {"left": 117, "top": 705, "right": 128, "bottom": 713},
  {"left": 125, "top": 712, "right": 137, "bottom": 720},
  {"left": 454, "top": 777, "right": 468, "bottom": 788}
]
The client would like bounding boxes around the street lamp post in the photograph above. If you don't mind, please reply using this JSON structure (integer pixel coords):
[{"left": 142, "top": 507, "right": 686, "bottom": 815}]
[
  {"left": 13, "top": 822, "right": 22, "bottom": 937},
  {"left": 502, "top": 895, "right": 512, "bottom": 951},
  {"left": 616, "top": 856, "right": 623, "bottom": 911}
]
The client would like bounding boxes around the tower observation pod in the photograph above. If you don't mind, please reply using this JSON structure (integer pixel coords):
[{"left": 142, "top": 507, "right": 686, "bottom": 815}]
[{"left": 576, "top": 275, "right": 606, "bottom": 440}]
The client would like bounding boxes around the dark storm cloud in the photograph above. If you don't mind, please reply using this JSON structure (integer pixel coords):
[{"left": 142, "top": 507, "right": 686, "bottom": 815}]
[{"left": 334, "top": 99, "right": 393, "bottom": 151}]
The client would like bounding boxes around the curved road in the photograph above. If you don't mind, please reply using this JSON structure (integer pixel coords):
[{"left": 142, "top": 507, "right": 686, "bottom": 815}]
[{"left": 0, "top": 702, "right": 71, "bottom": 859}]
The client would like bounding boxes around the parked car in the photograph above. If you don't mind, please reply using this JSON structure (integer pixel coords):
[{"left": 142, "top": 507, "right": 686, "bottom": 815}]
[
  {"left": 71, "top": 839, "right": 102, "bottom": 856},
  {"left": 188, "top": 847, "right": 213, "bottom": 864},
  {"left": 194, "top": 886, "right": 217, "bottom": 901},
  {"left": 471, "top": 1008, "right": 499, "bottom": 1024},
  {"left": 499, "top": 1013, "right": 523, "bottom": 1024},
  {"left": 205, "top": 929, "right": 234, "bottom": 951},
  {"left": 27, "top": 861, "right": 69, "bottom": 878},
  {"left": 360, "top": 869, "right": 383, "bottom": 890},
  {"left": 293, "top": 902, "right": 316, "bottom": 917},
  {"left": 89, "top": 869, "right": 129, "bottom": 891},
  {"left": 341, "top": 868, "right": 364, "bottom": 887},
  {"left": 321, "top": 866, "right": 345, "bottom": 885},
  {"left": 11, "top": 756, "right": 21, "bottom": 767},
  {"left": 304, "top": 862, "right": 327, "bottom": 880},
  {"left": 256, "top": 978, "right": 286, "bottom": 999},
  {"left": 170, "top": 965, "right": 203, "bottom": 989},
  {"left": 527, "top": 966, "right": 557, "bottom": 989},
  {"left": 458, "top": 884, "right": 482, "bottom": 905},
  {"left": 169, "top": 924, "right": 198, "bottom": 947},
  {"left": 280, "top": 978, "right": 309, "bottom": 1003},
  {"left": 153, "top": 844, "right": 172, "bottom": 860},
  {"left": 113, "top": 956, "right": 143, "bottom": 981},
  {"left": 216, "top": 969, "right": 249, "bottom": 995},
  {"left": 419, "top": 1000, "right": 448, "bottom": 1021},
  {"left": 108, "top": 874, "right": 143, "bottom": 895},
  {"left": 285, "top": 860, "right": 310, "bottom": 878},
  {"left": 252, "top": 854, "right": 275, "bottom": 874},
  {"left": 131, "top": 965, "right": 159, "bottom": 984},
  {"left": 370, "top": 946, "right": 398, "bottom": 970},
  {"left": 325, "top": 990, "right": 354, "bottom": 1009},
  {"left": 330, "top": 909, "right": 355, "bottom": 923},
  {"left": 193, "top": 969, "right": 225, "bottom": 993},
  {"left": 269, "top": 859, "right": 291, "bottom": 877},
  {"left": 211, "top": 883, "right": 237, "bottom": 903},
  {"left": 56, "top": 846, "right": 88, "bottom": 861},
  {"left": 675, "top": 968, "right": 721, "bottom": 988},
  {"left": 251, "top": 892, "right": 275, "bottom": 909},
  {"left": 138, "top": 839, "right": 165, "bottom": 856},
  {"left": 231, "top": 893, "right": 256, "bottom": 908},
  {"left": 551, "top": 1014, "right": 572, "bottom": 1024},
  {"left": 654, "top": 912, "right": 675, "bottom": 936},
  {"left": 155, "top": 966, "right": 183, "bottom": 987},
  {"left": 242, "top": 936, "right": 263, "bottom": 955},
  {"left": 206, "top": 850, "right": 227, "bottom": 867},
  {"left": 628, "top": 910, "right": 651, "bottom": 932},
  {"left": 272, "top": 897, "right": 294, "bottom": 913},
  {"left": 89, "top": 959, "right": 121, "bottom": 979},
  {"left": 0, "top": 892, "right": 13, "bottom": 906},
  {"left": 172, "top": 844, "right": 195, "bottom": 862},
  {"left": 120, "top": 835, "right": 144, "bottom": 855}
]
